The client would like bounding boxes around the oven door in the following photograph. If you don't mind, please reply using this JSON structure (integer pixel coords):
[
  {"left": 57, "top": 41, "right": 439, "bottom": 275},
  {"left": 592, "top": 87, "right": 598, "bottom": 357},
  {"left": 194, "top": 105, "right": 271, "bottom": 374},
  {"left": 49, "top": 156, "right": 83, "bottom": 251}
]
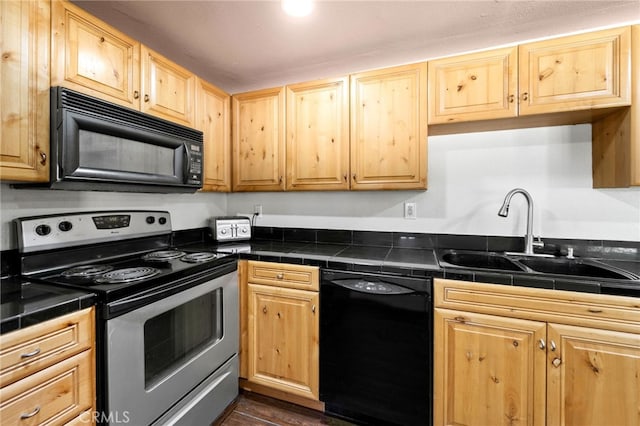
[{"left": 105, "top": 270, "right": 238, "bottom": 426}]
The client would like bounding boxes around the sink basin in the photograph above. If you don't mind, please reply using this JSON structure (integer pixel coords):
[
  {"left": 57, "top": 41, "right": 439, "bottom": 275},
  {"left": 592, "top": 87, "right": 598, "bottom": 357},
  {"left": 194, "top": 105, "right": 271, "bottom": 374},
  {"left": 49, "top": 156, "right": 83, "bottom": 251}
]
[
  {"left": 439, "top": 251, "right": 523, "bottom": 272},
  {"left": 515, "top": 257, "right": 638, "bottom": 280}
]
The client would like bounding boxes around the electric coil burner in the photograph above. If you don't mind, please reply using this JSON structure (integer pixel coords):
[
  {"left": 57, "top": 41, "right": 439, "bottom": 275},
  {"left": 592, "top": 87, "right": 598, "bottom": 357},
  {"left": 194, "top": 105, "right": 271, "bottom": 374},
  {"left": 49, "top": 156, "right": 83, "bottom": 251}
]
[{"left": 14, "top": 211, "right": 240, "bottom": 426}]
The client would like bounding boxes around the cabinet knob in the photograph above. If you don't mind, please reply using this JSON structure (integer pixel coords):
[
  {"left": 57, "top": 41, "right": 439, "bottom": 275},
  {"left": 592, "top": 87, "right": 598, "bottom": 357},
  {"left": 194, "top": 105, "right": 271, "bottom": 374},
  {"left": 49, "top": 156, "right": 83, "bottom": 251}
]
[
  {"left": 552, "top": 357, "right": 562, "bottom": 368},
  {"left": 343, "top": 174, "right": 347, "bottom": 182},
  {"left": 20, "top": 406, "right": 41, "bottom": 419},
  {"left": 522, "top": 92, "right": 529, "bottom": 101},
  {"left": 538, "top": 339, "right": 545, "bottom": 350},
  {"left": 134, "top": 90, "right": 140, "bottom": 99},
  {"left": 39, "top": 151, "right": 46, "bottom": 166},
  {"left": 100, "top": 36, "right": 105, "bottom": 43},
  {"left": 352, "top": 174, "right": 357, "bottom": 182},
  {"left": 508, "top": 94, "right": 515, "bottom": 103},
  {"left": 550, "top": 340, "right": 556, "bottom": 352},
  {"left": 276, "top": 273, "right": 284, "bottom": 280},
  {"left": 312, "top": 305, "right": 316, "bottom": 314},
  {"left": 279, "top": 176, "right": 283, "bottom": 184},
  {"left": 144, "top": 94, "right": 150, "bottom": 102},
  {"left": 262, "top": 306, "right": 267, "bottom": 314}
]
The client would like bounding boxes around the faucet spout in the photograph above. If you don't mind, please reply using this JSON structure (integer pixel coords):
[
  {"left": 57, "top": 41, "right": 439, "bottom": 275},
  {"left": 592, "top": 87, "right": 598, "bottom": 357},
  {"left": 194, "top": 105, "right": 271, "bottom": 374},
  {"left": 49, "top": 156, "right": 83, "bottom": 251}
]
[{"left": 498, "top": 188, "right": 537, "bottom": 255}]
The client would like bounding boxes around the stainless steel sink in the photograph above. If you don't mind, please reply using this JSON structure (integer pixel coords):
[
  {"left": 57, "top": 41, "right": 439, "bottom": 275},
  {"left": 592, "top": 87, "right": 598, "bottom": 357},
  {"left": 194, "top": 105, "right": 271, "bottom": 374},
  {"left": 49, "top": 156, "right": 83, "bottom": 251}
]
[{"left": 438, "top": 249, "right": 639, "bottom": 280}]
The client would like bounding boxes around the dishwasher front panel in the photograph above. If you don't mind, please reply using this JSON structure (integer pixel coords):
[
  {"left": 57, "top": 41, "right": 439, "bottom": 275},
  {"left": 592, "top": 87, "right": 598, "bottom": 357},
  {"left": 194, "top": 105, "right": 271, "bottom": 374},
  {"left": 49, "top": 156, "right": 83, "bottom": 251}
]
[{"left": 320, "top": 269, "right": 432, "bottom": 426}]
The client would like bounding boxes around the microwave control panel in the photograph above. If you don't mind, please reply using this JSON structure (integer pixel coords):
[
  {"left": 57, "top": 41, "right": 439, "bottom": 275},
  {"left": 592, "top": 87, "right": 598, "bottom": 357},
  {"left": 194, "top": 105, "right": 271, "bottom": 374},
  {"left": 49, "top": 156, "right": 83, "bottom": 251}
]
[{"left": 186, "top": 143, "right": 202, "bottom": 185}]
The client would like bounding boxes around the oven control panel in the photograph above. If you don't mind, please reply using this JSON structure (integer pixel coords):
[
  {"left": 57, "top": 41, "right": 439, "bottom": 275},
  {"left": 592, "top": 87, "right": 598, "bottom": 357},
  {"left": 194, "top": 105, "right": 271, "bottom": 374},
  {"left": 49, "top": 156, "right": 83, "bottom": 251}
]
[
  {"left": 15, "top": 211, "right": 172, "bottom": 253},
  {"left": 210, "top": 216, "right": 251, "bottom": 242}
]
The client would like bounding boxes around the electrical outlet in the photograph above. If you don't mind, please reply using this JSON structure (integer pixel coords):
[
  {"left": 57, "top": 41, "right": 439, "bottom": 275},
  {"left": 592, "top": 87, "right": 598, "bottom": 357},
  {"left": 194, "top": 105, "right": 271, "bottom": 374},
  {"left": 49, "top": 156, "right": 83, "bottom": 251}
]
[
  {"left": 254, "top": 204, "right": 263, "bottom": 216},
  {"left": 404, "top": 202, "right": 417, "bottom": 219}
]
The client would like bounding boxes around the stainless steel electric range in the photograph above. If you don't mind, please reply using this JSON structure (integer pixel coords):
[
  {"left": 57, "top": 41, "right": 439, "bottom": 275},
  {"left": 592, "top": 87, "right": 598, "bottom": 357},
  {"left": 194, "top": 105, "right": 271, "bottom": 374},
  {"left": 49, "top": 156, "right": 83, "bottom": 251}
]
[{"left": 14, "top": 211, "right": 239, "bottom": 426}]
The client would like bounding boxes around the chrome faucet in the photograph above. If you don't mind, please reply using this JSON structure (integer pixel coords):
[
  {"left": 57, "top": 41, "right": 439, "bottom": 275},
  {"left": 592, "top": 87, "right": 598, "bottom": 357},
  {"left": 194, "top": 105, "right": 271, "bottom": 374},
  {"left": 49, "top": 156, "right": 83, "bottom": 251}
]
[{"left": 498, "top": 188, "right": 543, "bottom": 255}]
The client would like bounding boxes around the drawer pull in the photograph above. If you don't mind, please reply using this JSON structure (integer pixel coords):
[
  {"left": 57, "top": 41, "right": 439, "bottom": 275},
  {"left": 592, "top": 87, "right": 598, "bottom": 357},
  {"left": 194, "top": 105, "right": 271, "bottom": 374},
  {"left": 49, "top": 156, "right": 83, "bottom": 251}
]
[
  {"left": 276, "top": 273, "right": 284, "bottom": 280},
  {"left": 20, "top": 348, "right": 41, "bottom": 358},
  {"left": 20, "top": 406, "right": 40, "bottom": 419}
]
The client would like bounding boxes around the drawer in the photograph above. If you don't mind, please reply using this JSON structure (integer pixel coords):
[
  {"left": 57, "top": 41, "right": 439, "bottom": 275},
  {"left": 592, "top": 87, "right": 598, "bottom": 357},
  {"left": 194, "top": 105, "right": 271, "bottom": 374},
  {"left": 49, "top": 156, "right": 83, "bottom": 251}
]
[
  {"left": 0, "top": 349, "right": 94, "bottom": 426},
  {"left": 0, "top": 307, "right": 94, "bottom": 387},
  {"left": 247, "top": 261, "right": 319, "bottom": 291}
]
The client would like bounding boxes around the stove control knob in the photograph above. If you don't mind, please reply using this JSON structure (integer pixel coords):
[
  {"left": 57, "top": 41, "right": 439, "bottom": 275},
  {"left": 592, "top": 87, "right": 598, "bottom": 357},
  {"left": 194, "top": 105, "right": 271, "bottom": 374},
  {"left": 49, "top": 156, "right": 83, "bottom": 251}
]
[
  {"left": 146, "top": 216, "right": 155, "bottom": 224},
  {"left": 58, "top": 221, "right": 73, "bottom": 232},
  {"left": 35, "top": 224, "right": 51, "bottom": 236},
  {"left": 158, "top": 217, "right": 167, "bottom": 225},
  {"left": 220, "top": 229, "right": 227, "bottom": 234}
]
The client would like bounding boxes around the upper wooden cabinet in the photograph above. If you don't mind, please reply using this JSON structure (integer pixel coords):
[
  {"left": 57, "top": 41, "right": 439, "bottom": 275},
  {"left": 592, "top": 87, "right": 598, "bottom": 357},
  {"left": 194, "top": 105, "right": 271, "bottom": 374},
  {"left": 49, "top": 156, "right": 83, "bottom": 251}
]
[
  {"left": 286, "top": 77, "right": 350, "bottom": 191},
  {"left": 197, "top": 78, "right": 231, "bottom": 192},
  {"left": 0, "top": 0, "right": 50, "bottom": 183},
  {"left": 350, "top": 63, "right": 428, "bottom": 190},
  {"left": 519, "top": 26, "right": 631, "bottom": 115},
  {"left": 232, "top": 87, "right": 286, "bottom": 191},
  {"left": 51, "top": 0, "right": 195, "bottom": 127},
  {"left": 428, "top": 46, "right": 518, "bottom": 124}
]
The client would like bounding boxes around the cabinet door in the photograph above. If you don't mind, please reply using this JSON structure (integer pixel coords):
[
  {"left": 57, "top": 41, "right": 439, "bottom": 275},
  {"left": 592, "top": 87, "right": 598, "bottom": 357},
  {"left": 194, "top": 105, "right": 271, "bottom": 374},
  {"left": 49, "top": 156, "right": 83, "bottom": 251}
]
[
  {"left": 286, "top": 77, "right": 349, "bottom": 190},
  {"left": 350, "top": 63, "right": 428, "bottom": 190},
  {"left": 232, "top": 88, "right": 285, "bottom": 191},
  {"left": 434, "top": 308, "right": 546, "bottom": 426},
  {"left": 197, "top": 78, "right": 230, "bottom": 192},
  {"left": 140, "top": 45, "right": 195, "bottom": 127},
  {"left": 519, "top": 26, "right": 631, "bottom": 115},
  {"left": 51, "top": 0, "right": 140, "bottom": 109},
  {"left": 0, "top": 0, "right": 49, "bottom": 183},
  {"left": 428, "top": 46, "right": 518, "bottom": 124},
  {"left": 546, "top": 323, "right": 640, "bottom": 426},
  {"left": 247, "top": 283, "right": 319, "bottom": 400}
]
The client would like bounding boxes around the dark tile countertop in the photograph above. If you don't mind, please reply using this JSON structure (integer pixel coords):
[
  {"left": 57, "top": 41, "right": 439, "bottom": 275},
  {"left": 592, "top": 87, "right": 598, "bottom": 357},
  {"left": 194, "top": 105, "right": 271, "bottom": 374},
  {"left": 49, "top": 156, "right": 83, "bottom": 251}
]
[{"left": 1, "top": 276, "right": 96, "bottom": 335}]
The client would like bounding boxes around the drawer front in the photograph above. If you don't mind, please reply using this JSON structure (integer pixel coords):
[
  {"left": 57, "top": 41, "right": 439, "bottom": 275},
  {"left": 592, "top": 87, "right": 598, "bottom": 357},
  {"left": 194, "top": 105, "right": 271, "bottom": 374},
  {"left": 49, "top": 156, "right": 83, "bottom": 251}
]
[
  {"left": 0, "top": 308, "right": 94, "bottom": 387},
  {"left": 0, "top": 349, "right": 94, "bottom": 426},
  {"left": 247, "top": 261, "right": 319, "bottom": 291}
]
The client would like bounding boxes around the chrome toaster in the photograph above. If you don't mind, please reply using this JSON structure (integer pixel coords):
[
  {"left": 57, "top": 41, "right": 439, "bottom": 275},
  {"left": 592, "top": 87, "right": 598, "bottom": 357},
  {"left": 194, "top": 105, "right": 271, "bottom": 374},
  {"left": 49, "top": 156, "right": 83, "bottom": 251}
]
[{"left": 210, "top": 216, "right": 251, "bottom": 242}]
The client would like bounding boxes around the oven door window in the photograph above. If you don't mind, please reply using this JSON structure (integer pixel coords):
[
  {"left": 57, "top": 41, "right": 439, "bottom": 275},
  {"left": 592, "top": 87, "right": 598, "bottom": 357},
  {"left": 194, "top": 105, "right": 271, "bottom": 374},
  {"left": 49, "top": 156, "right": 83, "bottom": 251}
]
[{"left": 143, "top": 289, "right": 223, "bottom": 388}]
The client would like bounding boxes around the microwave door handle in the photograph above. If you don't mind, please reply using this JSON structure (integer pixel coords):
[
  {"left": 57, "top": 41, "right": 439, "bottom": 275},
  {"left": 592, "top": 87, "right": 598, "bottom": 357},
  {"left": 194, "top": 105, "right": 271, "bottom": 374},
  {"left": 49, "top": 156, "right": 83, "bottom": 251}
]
[{"left": 183, "top": 143, "right": 192, "bottom": 181}]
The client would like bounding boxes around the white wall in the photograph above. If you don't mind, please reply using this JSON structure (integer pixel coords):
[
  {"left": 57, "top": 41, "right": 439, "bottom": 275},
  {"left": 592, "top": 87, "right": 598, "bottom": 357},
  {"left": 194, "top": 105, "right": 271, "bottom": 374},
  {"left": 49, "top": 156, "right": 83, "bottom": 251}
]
[
  {"left": 0, "top": 188, "right": 227, "bottom": 250},
  {"left": 2, "top": 124, "right": 639, "bottom": 251},
  {"left": 227, "top": 124, "right": 640, "bottom": 242}
]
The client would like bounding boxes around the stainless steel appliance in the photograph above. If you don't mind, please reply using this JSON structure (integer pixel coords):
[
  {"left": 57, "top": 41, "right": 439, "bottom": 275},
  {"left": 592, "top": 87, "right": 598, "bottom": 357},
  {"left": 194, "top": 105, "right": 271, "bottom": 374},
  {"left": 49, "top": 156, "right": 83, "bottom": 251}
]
[
  {"left": 15, "top": 87, "right": 203, "bottom": 193},
  {"left": 15, "top": 211, "right": 238, "bottom": 426},
  {"left": 320, "top": 269, "right": 432, "bottom": 426},
  {"left": 210, "top": 216, "right": 251, "bottom": 242}
]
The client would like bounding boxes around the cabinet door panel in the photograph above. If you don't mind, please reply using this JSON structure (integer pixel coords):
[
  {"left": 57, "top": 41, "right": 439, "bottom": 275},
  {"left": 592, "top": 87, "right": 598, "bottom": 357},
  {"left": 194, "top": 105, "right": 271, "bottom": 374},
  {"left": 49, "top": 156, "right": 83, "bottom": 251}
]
[
  {"left": 547, "top": 323, "right": 640, "bottom": 426},
  {"left": 0, "top": 0, "right": 49, "bottom": 182},
  {"left": 428, "top": 46, "right": 517, "bottom": 123},
  {"left": 198, "top": 79, "right": 230, "bottom": 192},
  {"left": 350, "top": 63, "right": 427, "bottom": 190},
  {"left": 51, "top": 0, "right": 140, "bottom": 109},
  {"left": 141, "top": 45, "right": 195, "bottom": 126},
  {"left": 232, "top": 88, "right": 285, "bottom": 191},
  {"left": 434, "top": 308, "right": 546, "bottom": 426},
  {"left": 247, "top": 284, "right": 319, "bottom": 400},
  {"left": 286, "top": 77, "right": 349, "bottom": 190},
  {"left": 519, "top": 27, "right": 631, "bottom": 114}
]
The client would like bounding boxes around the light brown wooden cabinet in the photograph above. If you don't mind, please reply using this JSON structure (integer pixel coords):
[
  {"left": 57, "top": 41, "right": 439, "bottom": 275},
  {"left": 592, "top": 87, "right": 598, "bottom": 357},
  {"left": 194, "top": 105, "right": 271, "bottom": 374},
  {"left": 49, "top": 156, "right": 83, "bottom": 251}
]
[
  {"left": 239, "top": 261, "right": 321, "bottom": 409},
  {"left": 232, "top": 88, "right": 286, "bottom": 191},
  {"left": 197, "top": 78, "right": 231, "bottom": 192},
  {"left": 350, "top": 63, "right": 428, "bottom": 190},
  {"left": 0, "top": 307, "right": 96, "bottom": 425},
  {"left": 434, "top": 279, "right": 640, "bottom": 426},
  {"left": 52, "top": 0, "right": 195, "bottom": 127},
  {"left": 0, "top": 0, "right": 50, "bottom": 183},
  {"left": 286, "top": 77, "right": 350, "bottom": 190}
]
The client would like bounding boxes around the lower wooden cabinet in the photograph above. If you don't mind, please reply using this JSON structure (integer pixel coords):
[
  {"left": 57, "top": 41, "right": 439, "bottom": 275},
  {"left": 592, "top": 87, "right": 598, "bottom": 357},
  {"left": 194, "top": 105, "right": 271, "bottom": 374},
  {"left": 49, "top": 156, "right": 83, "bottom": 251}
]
[
  {"left": 434, "top": 279, "right": 640, "bottom": 426},
  {"left": 0, "top": 308, "right": 96, "bottom": 425},
  {"left": 239, "top": 261, "right": 321, "bottom": 409}
]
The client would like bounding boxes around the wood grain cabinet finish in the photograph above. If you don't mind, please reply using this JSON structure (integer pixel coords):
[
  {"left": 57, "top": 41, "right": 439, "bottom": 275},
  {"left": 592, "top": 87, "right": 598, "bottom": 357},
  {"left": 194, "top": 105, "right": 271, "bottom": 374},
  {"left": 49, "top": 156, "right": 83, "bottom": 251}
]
[
  {"left": 519, "top": 26, "right": 631, "bottom": 115},
  {"left": 350, "top": 63, "right": 428, "bottom": 190},
  {"left": 434, "top": 279, "right": 640, "bottom": 426},
  {"left": 0, "top": 0, "right": 50, "bottom": 183},
  {"left": 232, "top": 87, "right": 286, "bottom": 191},
  {"left": 428, "top": 46, "right": 518, "bottom": 124},
  {"left": 0, "top": 307, "right": 96, "bottom": 425},
  {"left": 197, "top": 78, "right": 231, "bottom": 192},
  {"left": 240, "top": 261, "right": 320, "bottom": 408},
  {"left": 51, "top": 0, "right": 140, "bottom": 110},
  {"left": 286, "top": 77, "right": 350, "bottom": 190}
]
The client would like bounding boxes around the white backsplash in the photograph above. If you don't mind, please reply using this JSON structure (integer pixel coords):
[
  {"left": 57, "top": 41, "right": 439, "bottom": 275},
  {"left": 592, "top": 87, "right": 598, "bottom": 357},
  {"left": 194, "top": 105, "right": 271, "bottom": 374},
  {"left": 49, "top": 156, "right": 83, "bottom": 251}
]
[{"left": 2, "top": 124, "right": 639, "bottom": 251}]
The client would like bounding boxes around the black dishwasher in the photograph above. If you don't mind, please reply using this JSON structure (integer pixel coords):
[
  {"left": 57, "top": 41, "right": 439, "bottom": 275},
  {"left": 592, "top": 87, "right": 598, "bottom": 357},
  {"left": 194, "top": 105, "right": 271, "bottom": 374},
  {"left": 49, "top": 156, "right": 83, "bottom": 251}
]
[{"left": 320, "top": 269, "right": 432, "bottom": 426}]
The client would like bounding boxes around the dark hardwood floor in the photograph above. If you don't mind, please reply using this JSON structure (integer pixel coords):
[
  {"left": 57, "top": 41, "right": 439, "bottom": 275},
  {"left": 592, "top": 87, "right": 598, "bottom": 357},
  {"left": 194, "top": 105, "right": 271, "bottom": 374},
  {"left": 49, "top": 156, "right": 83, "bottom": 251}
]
[{"left": 215, "top": 392, "right": 355, "bottom": 426}]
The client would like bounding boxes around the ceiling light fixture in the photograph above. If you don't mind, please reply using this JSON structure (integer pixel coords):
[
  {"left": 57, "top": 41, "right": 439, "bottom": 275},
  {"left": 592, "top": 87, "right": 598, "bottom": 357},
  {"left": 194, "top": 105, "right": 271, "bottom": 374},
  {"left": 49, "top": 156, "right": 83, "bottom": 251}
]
[{"left": 281, "top": 0, "right": 314, "bottom": 17}]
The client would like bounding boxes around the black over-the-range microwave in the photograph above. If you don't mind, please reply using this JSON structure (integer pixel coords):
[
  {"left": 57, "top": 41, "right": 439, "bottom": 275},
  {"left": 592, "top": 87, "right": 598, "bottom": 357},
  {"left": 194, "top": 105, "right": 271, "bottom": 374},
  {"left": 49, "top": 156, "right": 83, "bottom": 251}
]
[{"left": 15, "top": 87, "right": 203, "bottom": 193}]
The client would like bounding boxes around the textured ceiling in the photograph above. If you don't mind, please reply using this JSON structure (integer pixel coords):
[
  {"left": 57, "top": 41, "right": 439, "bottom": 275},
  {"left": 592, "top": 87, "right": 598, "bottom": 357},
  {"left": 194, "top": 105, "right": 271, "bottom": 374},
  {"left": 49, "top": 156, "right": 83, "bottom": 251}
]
[{"left": 73, "top": 0, "right": 640, "bottom": 94}]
